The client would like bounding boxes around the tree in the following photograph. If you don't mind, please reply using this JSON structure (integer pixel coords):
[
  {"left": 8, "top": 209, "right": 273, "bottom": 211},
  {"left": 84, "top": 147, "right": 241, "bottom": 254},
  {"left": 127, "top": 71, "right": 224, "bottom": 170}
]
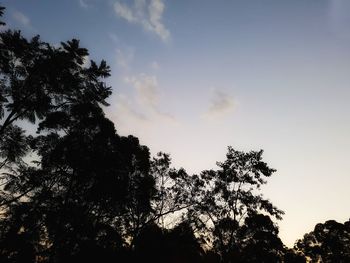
[
  {"left": 186, "top": 147, "right": 284, "bottom": 262},
  {"left": 0, "top": 100, "right": 158, "bottom": 262},
  {"left": 0, "top": 6, "right": 292, "bottom": 262},
  {"left": 0, "top": 6, "right": 5, "bottom": 26},
  {"left": 114, "top": 151, "right": 194, "bottom": 248},
  {"left": 0, "top": 19, "right": 112, "bottom": 208},
  {"left": 295, "top": 219, "right": 350, "bottom": 262},
  {"left": 0, "top": 7, "right": 156, "bottom": 261},
  {"left": 133, "top": 222, "right": 203, "bottom": 263},
  {"left": 283, "top": 249, "right": 306, "bottom": 263},
  {"left": 238, "top": 213, "right": 285, "bottom": 262},
  {"left": 0, "top": 31, "right": 110, "bottom": 135},
  {"left": 149, "top": 152, "right": 192, "bottom": 228}
]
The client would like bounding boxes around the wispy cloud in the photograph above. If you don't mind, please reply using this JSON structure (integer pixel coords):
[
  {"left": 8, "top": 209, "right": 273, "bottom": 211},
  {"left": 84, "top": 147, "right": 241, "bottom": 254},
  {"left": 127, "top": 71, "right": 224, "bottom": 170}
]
[
  {"left": 114, "top": 2, "right": 136, "bottom": 22},
  {"left": 114, "top": 0, "right": 170, "bottom": 42},
  {"left": 116, "top": 48, "right": 134, "bottom": 70},
  {"left": 115, "top": 94, "right": 149, "bottom": 122},
  {"left": 106, "top": 92, "right": 149, "bottom": 138},
  {"left": 115, "top": 73, "right": 177, "bottom": 124},
  {"left": 108, "top": 33, "right": 120, "bottom": 44},
  {"left": 79, "top": 0, "right": 90, "bottom": 9},
  {"left": 12, "top": 10, "right": 31, "bottom": 28},
  {"left": 125, "top": 74, "right": 159, "bottom": 108},
  {"left": 203, "top": 90, "right": 235, "bottom": 119}
]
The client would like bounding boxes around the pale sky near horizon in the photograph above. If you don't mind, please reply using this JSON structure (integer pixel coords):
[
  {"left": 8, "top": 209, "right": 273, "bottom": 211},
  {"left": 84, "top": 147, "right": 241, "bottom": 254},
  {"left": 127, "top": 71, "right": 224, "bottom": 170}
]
[{"left": 4, "top": 0, "right": 350, "bottom": 247}]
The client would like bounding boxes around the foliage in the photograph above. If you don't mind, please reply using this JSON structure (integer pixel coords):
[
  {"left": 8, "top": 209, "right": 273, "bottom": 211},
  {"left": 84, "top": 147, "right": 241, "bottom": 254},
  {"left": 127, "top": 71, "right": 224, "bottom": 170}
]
[
  {"left": 0, "top": 5, "right": 348, "bottom": 263},
  {"left": 186, "top": 147, "right": 284, "bottom": 261},
  {"left": 295, "top": 219, "right": 350, "bottom": 262}
]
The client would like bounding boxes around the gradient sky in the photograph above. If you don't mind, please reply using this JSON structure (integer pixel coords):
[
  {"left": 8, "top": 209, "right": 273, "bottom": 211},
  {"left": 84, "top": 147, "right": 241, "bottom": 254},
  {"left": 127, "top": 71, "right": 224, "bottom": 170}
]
[{"left": 4, "top": 0, "right": 350, "bottom": 247}]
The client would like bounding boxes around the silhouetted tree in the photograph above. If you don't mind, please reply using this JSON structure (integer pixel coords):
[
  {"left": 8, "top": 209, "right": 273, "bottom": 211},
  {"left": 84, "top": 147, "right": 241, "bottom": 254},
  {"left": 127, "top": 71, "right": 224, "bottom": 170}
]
[
  {"left": 0, "top": 6, "right": 5, "bottom": 26},
  {"left": 133, "top": 222, "right": 203, "bottom": 263},
  {"left": 283, "top": 249, "right": 306, "bottom": 263},
  {"left": 0, "top": 7, "right": 155, "bottom": 261},
  {"left": 133, "top": 223, "right": 165, "bottom": 262},
  {"left": 164, "top": 222, "right": 203, "bottom": 263},
  {"left": 0, "top": 6, "right": 304, "bottom": 263},
  {"left": 238, "top": 214, "right": 284, "bottom": 262},
  {"left": 186, "top": 147, "right": 284, "bottom": 262},
  {"left": 202, "top": 251, "right": 221, "bottom": 263},
  {"left": 150, "top": 152, "right": 192, "bottom": 227},
  {"left": 120, "top": 152, "right": 194, "bottom": 248},
  {"left": 295, "top": 219, "right": 350, "bottom": 262},
  {"left": 0, "top": 19, "right": 111, "bottom": 208}
]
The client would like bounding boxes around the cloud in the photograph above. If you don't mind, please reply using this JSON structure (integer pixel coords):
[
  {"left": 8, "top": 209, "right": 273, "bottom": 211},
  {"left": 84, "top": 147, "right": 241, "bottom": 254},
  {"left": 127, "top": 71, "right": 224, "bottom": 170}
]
[
  {"left": 119, "top": 73, "right": 177, "bottom": 123},
  {"left": 79, "top": 0, "right": 90, "bottom": 8},
  {"left": 144, "top": 0, "right": 170, "bottom": 41},
  {"left": 114, "top": 2, "right": 136, "bottom": 22},
  {"left": 125, "top": 73, "right": 159, "bottom": 109},
  {"left": 114, "top": 94, "right": 148, "bottom": 122},
  {"left": 114, "top": 0, "right": 170, "bottom": 42},
  {"left": 12, "top": 10, "right": 30, "bottom": 27},
  {"left": 108, "top": 33, "right": 120, "bottom": 44},
  {"left": 116, "top": 48, "right": 134, "bottom": 70},
  {"left": 106, "top": 93, "right": 150, "bottom": 137},
  {"left": 204, "top": 90, "right": 235, "bottom": 119}
]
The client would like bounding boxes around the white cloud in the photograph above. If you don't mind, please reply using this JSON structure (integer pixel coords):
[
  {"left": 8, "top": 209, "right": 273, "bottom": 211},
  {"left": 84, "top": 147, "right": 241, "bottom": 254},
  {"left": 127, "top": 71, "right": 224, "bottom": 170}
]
[
  {"left": 115, "top": 94, "right": 148, "bottom": 121},
  {"left": 108, "top": 33, "right": 120, "bottom": 44},
  {"left": 204, "top": 90, "right": 235, "bottom": 119},
  {"left": 125, "top": 73, "right": 159, "bottom": 109},
  {"left": 106, "top": 93, "right": 150, "bottom": 137},
  {"left": 114, "top": 0, "right": 170, "bottom": 42},
  {"left": 12, "top": 10, "right": 30, "bottom": 27},
  {"left": 144, "top": 0, "right": 170, "bottom": 41},
  {"left": 114, "top": 2, "right": 136, "bottom": 22},
  {"left": 79, "top": 0, "right": 90, "bottom": 8},
  {"left": 119, "top": 73, "right": 177, "bottom": 123},
  {"left": 116, "top": 48, "right": 134, "bottom": 70}
]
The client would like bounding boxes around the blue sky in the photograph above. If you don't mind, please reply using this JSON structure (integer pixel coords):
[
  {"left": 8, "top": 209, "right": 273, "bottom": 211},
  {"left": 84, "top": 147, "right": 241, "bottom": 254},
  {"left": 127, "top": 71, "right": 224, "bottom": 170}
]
[{"left": 3, "top": 0, "right": 350, "bottom": 247}]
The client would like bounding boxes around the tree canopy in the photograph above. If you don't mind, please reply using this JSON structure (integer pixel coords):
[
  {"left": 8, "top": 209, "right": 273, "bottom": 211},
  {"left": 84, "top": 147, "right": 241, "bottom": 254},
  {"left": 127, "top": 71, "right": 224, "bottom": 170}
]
[
  {"left": 0, "top": 6, "right": 348, "bottom": 263},
  {"left": 295, "top": 219, "right": 350, "bottom": 262}
]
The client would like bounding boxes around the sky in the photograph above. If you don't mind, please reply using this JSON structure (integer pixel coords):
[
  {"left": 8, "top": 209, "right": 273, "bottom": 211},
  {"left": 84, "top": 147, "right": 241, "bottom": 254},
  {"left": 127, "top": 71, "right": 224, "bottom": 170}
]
[{"left": 3, "top": 0, "right": 350, "bottom": 247}]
